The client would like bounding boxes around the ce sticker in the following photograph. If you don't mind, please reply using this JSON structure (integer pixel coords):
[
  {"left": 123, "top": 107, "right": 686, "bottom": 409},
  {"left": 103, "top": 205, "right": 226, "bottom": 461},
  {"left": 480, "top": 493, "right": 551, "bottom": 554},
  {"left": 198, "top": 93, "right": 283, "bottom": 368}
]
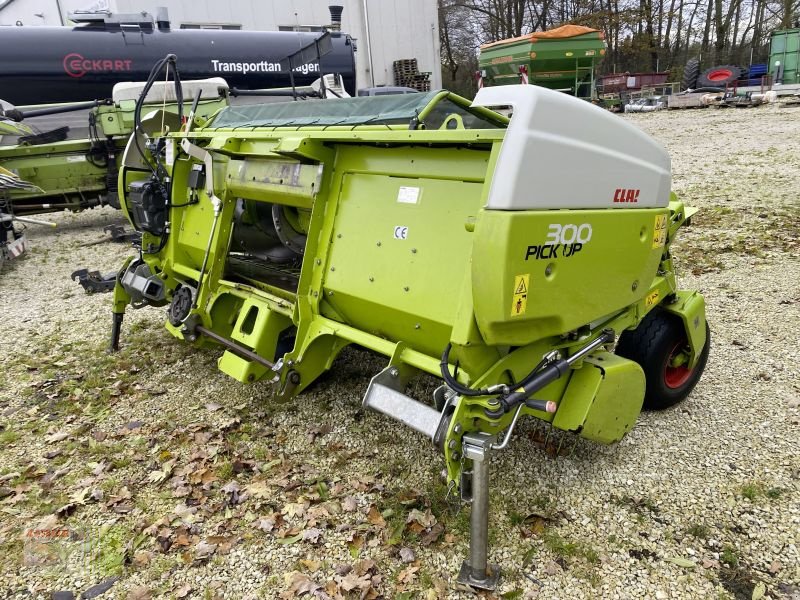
[{"left": 393, "top": 226, "right": 408, "bottom": 240}]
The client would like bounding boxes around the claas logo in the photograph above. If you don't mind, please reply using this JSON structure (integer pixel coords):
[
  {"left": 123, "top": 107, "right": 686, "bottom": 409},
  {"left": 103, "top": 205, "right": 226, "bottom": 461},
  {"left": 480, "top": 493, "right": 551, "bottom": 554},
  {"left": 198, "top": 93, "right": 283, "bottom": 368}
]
[{"left": 613, "top": 188, "right": 640, "bottom": 203}]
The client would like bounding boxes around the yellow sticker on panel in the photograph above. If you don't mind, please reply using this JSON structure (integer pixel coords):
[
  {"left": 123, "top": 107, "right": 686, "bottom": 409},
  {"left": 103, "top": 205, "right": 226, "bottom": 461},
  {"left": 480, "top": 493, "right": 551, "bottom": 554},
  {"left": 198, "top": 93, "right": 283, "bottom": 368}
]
[
  {"left": 652, "top": 214, "right": 667, "bottom": 248},
  {"left": 511, "top": 274, "right": 529, "bottom": 317},
  {"left": 645, "top": 290, "right": 660, "bottom": 307}
]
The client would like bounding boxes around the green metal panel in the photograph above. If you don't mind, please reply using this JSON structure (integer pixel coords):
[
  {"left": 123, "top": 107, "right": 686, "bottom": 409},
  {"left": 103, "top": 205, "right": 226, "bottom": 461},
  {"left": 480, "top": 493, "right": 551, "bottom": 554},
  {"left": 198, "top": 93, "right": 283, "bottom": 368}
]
[
  {"left": 770, "top": 28, "right": 800, "bottom": 84},
  {"left": 471, "top": 208, "right": 667, "bottom": 346},
  {"left": 552, "top": 351, "right": 644, "bottom": 442},
  {"left": 662, "top": 290, "right": 707, "bottom": 368},
  {"left": 322, "top": 172, "right": 485, "bottom": 358}
]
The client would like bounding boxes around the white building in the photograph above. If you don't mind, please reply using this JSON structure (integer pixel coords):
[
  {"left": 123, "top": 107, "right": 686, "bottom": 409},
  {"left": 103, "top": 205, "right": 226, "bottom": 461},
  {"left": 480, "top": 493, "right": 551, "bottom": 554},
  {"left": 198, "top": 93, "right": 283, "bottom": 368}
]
[{"left": 0, "top": 0, "right": 442, "bottom": 91}]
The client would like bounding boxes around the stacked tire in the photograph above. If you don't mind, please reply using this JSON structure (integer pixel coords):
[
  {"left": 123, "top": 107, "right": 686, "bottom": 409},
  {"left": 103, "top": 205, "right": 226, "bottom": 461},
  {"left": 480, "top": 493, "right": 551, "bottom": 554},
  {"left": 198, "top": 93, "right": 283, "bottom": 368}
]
[
  {"left": 696, "top": 65, "right": 744, "bottom": 88},
  {"left": 682, "top": 58, "right": 700, "bottom": 90}
]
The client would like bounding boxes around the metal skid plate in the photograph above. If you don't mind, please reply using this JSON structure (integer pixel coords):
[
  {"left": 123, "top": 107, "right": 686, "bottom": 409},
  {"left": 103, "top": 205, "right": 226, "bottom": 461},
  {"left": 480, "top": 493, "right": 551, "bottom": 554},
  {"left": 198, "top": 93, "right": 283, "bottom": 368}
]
[
  {"left": 363, "top": 366, "right": 442, "bottom": 441},
  {"left": 457, "top": 560, "right": 501, "bottom": 591}
]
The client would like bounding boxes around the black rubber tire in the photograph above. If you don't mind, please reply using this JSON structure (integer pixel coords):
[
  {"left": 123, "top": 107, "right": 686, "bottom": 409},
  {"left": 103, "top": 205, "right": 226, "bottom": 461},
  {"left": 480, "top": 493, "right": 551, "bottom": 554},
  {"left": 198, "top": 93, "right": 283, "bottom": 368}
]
[
  {"left": 682, "top": 58, "right": 700, "bottom": 90},
  {"left": 615, "top": 310, "right": 711, "bottom": 410},
  {"left": 697, "top": 65, "right": 743, "bottom": 88}
]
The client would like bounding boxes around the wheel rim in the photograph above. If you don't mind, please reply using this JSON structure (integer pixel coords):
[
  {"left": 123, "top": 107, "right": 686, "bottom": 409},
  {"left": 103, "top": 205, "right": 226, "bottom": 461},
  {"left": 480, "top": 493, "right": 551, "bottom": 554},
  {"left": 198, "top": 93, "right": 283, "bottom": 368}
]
[
  {"left": 707, "top": 68, "right": 734, "bottom": 82},
  {"left": 664, "top": 341, "right": 693, "bottom": 389}
]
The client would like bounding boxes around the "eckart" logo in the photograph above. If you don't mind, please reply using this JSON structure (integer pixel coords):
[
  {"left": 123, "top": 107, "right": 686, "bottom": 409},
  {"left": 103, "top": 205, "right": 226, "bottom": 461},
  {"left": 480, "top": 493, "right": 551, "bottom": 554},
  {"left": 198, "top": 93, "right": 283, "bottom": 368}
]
[{"left": 62, "top": 53, "right": 133, "bottom": 78}]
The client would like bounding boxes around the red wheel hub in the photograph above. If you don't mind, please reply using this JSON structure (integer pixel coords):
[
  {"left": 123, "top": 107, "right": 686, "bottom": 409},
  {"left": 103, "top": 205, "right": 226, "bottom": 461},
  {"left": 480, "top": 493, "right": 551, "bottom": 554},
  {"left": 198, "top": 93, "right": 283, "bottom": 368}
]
[
  {"left": 664, "top": 341, "right": 693, "bottom": 389},
  {"left": 707, "top": 68, "right": 733, "bottom": 82}
]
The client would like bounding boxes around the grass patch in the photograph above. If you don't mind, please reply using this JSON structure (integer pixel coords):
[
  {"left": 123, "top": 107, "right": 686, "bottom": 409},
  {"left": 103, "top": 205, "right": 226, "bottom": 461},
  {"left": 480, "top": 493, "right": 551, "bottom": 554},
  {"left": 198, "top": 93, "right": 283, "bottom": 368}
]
[
  {"left": 721, "top": 544, "right": 739, "bottom": 568},
  {"left": 0, "top": 428, "right": 20, "bottom": 444},
  {"left": 687, "top": 523, "right": 710, "bottom": 539},
  {"left": 542, "top": 529, "right": 599, "bottom": 564}
]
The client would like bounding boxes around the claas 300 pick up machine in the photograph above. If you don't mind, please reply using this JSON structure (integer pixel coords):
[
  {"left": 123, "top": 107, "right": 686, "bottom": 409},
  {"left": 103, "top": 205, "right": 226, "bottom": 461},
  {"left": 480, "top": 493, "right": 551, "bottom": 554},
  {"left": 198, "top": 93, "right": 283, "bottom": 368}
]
[{"left": 110, "top": 69, "right": 709, "bottom": 589}]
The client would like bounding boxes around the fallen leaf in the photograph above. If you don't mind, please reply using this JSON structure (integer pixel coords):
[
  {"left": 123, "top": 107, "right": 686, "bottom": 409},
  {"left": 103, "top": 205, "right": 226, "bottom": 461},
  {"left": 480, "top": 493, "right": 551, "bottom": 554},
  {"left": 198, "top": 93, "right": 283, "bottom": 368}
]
[
  {"left": 46, "top": 431, "right": 69, "bottom": 443},
  {"left": 194, "top": 540, "right": 217, "bottom": 560},
  {"left": 132, "top": 551, "right": 154, "bottom": 567},
  {"left": 543, "top": 560, "right": 562, "bottom": 575},
  {"left": 752, "top": 582, "right": 766, "bottom": 600},
  {"left": 205, "top": 402, "right": 223, "bottom": 412},
  {"left": 55, "top": 503, "right": 78, "bottom": 518},
  {"left": 768, "top": 560, "right": 782, "bottom": 574},
  {"left": 701, "top": 558, "right": 720, "bottom": 569},
  {"left": 174, "top": 584, "right": 192, "bottom": 598},
  {"left": 299, "top": 559, "right": 321, "bottom": 572},
  {"left": 665, "top": 557, "right": 696, "bottom": 569},
  {"left": 342, "top": 496, "right": 358, "bottom": 512},
  {"left": 255, "top": 516, "right": 276, "bottom": 532},
  {"left": 399, "top": 547, "right": 415, "bottom": 563},
  {"left": 420, "top": 522, "right": 444, "bottom": 547},
  {"left": 283, "top": 502, "right": 308, "bottom": 519},
  {"left": 70, "top": 487, "right": 91, "bottom": 506},
  {"left": 338, "top": 572, "right": 372, "bottom": 592},
  {"left": 247, "top": 481, "right": 271, "bottom": 499},
  {"left": 127, "top": 586, "right": 152, "bottom": 600},
  {"left": 396, "top": 565, "right": 419, "bottom": 584},
  {"left": 367, "top": 505, "right": 386, "bottom": 528},
  {"left": 277, "top": 533, "right": 303, "bottom": 545},
  {"left": 302, "top": 528, "right": 323, "bottom": 544},
  {"left": 406, "top": 508, "right": 436, "bottom": 529},
  {"left": 281, "top": 571, "right": 323, "bottom": 599}
]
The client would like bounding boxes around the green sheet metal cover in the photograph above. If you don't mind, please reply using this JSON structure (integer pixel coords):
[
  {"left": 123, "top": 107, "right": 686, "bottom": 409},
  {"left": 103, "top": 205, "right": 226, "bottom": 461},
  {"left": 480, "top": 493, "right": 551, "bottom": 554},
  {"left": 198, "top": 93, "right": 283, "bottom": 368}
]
[{"left": 211, "top": 92, "right": 442, "bottom": 128}]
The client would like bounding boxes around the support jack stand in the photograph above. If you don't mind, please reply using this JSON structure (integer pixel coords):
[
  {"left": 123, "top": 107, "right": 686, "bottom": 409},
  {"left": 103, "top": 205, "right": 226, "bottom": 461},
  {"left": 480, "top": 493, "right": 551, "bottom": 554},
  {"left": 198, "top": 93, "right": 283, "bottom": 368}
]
[{"left": 456, "top": 432, "right": 501, "bottom": 591}]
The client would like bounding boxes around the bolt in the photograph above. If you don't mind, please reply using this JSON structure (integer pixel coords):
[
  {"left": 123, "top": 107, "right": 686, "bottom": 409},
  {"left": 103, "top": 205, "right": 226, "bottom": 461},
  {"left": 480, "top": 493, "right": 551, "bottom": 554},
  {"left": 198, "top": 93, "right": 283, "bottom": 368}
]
[
  {"left": 454, "top": 423, "right": 462, "bottom": 434},
  {"left": 632, "top": 280, "right": 639, "bottom": 291},
  {"left": 411, "top": 248, "right": 417, "bottom": 254},
  {"left": 451, "top": 452, "right": 460, "bottom": 461},
  {"left": 414, "top": 323, "right": 420, "bottom": 329},
  {"left": 389, "top": 367, "right": 399, "bottom": 377},
  {"left": 327, "top": 290, "right": 334, "bottom": 296},
  {"left": 448, "top": 439, "right": 457, "bottom": 449},
  {"left": 404, "top": 286, "right": 409, "bottom": 292},
  {"left": 545, "top": 265, "right": 553, "bottom": 276},
  {"left": 337, "top": 233, "right": 342, "bottom": 238},
  {"left": 330, "top": 266, "right": 335, "bottom": 271},
  {"left": 315, "top": 258, "right": 321, "bottom": 265},
  {"left": 313, "top": 291, "right": 318, "bottom": 297},
  {"left": 369, "top": 276, "right": 374, "bottom": 282},
  {"left": 376, "top": 241, "right": 382, "bottom": 247}
]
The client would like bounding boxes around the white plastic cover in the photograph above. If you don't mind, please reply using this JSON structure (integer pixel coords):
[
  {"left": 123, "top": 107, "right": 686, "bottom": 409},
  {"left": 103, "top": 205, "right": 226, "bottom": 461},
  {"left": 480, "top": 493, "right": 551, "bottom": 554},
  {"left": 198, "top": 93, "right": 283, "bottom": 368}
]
[
  {"left": 112, "top": 78, "right": 229, "bottom": 104},
  {"left": 471, "top": 85, "right": 671, "bottom": 210}
]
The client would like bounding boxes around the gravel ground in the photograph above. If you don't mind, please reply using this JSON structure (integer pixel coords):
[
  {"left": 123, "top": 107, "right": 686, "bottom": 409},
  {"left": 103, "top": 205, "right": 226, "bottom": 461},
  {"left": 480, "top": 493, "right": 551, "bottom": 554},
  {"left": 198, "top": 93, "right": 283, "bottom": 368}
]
[{"left": 1, "top": 105, "right": 798, "bottom": 600}]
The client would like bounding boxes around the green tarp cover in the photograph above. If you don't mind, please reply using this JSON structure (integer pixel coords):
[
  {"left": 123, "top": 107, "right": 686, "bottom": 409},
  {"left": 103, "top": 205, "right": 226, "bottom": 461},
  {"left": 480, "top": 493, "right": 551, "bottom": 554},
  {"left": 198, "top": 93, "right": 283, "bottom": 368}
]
[{"left": 210, "top": 92, "right": 442, "bottom": 129}]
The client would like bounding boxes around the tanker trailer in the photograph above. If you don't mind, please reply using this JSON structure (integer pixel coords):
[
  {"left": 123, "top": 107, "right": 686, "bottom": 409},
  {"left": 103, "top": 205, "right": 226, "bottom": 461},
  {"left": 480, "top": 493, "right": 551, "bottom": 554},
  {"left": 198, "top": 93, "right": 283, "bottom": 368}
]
[
  {"left": 0, "top": 9, "right": 355, "bottom": 106},
  {"left": 109, "top": 83, "right": 709, "bottom": 590}
]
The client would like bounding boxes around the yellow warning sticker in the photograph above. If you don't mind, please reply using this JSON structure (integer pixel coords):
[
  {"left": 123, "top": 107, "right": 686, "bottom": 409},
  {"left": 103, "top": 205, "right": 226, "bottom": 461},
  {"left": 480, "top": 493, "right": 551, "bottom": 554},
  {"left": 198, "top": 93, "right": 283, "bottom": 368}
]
[
  {"left": 645, "top": 290, "right": 660, "bottom": 307},
  {"left": 652, "top": 214, "right": 668, "bottom": 248},
  {"left": 510, "top": 274, "right": 529, "bottom": 317}
]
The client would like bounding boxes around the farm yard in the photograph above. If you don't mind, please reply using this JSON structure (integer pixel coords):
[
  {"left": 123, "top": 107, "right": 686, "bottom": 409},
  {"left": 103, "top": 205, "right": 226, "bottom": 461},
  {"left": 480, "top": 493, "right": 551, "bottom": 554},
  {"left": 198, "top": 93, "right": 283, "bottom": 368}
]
[{"left": 0, "top": 105, "right": 798, "bottom": 600}]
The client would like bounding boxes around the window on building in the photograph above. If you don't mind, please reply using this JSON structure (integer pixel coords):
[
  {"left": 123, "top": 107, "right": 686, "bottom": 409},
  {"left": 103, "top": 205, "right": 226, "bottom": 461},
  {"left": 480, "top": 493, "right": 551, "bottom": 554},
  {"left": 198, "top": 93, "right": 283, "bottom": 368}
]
[
  {"left": 278, "top": 25, "right": 324, "bottom": 32},
  {"left": 180, "top": 23, "right": 241, "bottom": 30}
]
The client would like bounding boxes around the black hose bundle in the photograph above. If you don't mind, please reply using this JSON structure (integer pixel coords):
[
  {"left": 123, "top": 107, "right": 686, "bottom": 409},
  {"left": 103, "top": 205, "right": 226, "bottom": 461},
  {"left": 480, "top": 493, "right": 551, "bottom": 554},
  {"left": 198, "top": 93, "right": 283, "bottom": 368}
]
[{"left": 133, "top": 54, "right": 183, "bottom": 179}]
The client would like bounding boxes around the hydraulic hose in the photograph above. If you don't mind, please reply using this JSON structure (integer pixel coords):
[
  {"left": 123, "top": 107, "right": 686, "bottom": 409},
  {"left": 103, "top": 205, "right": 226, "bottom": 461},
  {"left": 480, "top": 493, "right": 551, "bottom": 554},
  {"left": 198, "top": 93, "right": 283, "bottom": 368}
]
[
  {"left": 440, "top": 343, "right": 504, "bottom": 397},
  {"left": 483, "top": 329, "right": 615, "bottom": 419},
  {"left": 133, "top": 54, "right": 183, "bottom": 179}
]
